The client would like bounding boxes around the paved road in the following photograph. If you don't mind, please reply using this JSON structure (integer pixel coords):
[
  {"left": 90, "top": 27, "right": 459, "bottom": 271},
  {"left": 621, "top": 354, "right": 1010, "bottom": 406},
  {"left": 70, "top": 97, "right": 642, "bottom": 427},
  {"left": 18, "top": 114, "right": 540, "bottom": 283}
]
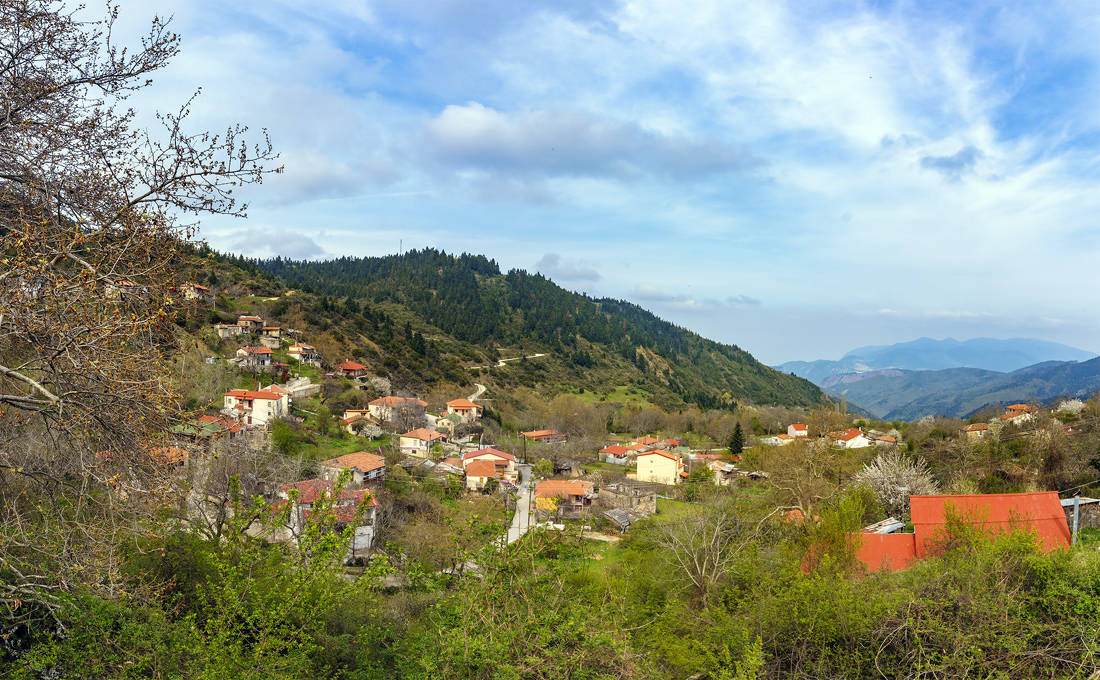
[
  {"left": 503, "top": 485, "right": 532, "bottom": 545},
  {"left": 471, "top": 353, "right": 548, "bottom": 370},
  {"left": 468, "top": 382, "right": 487, "bottom": 401}
]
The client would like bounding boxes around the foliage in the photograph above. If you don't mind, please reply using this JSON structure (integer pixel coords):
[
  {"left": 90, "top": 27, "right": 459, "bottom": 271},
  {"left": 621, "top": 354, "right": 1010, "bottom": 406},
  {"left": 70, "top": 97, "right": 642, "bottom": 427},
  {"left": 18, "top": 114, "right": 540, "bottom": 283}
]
[{"left": 853, "top": 450, "right": 938, "bottom": 519}]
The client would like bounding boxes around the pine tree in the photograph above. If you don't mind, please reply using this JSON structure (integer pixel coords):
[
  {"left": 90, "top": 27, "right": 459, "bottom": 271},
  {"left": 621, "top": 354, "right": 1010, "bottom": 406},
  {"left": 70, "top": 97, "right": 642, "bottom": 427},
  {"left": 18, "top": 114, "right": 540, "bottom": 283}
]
[{"left": 729, "top": 422, "right": 744, "bottom": 456}]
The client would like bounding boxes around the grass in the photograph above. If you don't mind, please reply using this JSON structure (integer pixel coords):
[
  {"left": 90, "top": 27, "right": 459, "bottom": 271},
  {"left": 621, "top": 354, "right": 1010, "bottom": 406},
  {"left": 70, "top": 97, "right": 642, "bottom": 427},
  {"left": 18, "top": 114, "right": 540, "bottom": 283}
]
[
  {"left": 298, "top": 433, "right": 391, "bottom": 462},
  {"left": 657, "top": 497, "right": 691, "bottom": 516}
]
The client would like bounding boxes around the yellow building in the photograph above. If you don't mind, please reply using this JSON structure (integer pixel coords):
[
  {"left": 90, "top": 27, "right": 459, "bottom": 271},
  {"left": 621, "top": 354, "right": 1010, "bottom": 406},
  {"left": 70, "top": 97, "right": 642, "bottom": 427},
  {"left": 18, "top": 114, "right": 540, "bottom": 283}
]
[{"left": 635, "top": 450, "right": 685, "bottom": 485}]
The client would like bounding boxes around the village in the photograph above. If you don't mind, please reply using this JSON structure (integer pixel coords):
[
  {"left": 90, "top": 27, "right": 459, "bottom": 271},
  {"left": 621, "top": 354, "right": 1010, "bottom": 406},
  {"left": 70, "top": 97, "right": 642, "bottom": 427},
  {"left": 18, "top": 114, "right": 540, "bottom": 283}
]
[{"left": 136, "top": 292, "right": 1100, "bottom": 574}]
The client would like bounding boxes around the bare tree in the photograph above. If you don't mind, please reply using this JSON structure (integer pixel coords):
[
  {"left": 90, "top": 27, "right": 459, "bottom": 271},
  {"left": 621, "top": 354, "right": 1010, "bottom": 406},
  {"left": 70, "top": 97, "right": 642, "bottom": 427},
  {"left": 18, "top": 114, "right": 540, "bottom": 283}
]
[
  {"left": 0, "top": 0, "right": 277, "bottom": 626},
  {"left": 652, "top": 498, "right": 779, "bottom": 604}
]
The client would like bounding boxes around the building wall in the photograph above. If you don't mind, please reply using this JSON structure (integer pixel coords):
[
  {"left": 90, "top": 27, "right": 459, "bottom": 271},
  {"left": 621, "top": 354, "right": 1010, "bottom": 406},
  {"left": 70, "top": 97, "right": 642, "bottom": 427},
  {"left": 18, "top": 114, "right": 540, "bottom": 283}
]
[{"left": 636, "top": 454, "right": 679, "bottom": 485}]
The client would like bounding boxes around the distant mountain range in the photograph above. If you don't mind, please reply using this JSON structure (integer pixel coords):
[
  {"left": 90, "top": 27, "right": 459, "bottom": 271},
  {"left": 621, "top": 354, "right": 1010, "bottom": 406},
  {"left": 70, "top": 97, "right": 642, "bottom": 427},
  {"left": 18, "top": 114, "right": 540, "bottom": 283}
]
[
  {"left": 777, "top": 337, "right": 1097, "bottom": 384},
  {"left": 776, "top": 337, "right": 1100, "bottom": 421},
  {"left": 819, "top": 358, "right": 1100, "bottom": 421}
]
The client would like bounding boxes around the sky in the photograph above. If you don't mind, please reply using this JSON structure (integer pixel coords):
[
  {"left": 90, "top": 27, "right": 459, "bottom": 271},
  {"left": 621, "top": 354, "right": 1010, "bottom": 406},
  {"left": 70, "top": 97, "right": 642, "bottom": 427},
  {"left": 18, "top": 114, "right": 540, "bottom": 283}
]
[{"left": 109, "top": 0, "right": 1100, "bottom": 364}]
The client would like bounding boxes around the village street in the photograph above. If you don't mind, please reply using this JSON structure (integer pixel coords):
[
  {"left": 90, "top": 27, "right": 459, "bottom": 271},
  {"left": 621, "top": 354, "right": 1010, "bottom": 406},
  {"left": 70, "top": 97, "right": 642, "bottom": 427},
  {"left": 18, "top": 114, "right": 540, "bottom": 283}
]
[{"left": 504, "top": 484, "right": 532, "bottom": 545}]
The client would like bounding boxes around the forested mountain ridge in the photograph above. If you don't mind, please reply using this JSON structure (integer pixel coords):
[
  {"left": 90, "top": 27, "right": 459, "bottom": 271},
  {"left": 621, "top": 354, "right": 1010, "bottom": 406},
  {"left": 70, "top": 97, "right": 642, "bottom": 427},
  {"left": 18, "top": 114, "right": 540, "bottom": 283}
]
[{"left": 253, "top": 249, "right": 827, "bottom": 409}]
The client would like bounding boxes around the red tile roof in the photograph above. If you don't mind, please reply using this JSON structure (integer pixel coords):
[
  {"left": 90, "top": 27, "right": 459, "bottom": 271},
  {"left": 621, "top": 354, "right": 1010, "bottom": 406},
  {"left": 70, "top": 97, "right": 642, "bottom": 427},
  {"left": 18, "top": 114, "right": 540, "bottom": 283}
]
[
  {"left": 320, "top": 451, "right": 386, "bottom": 474},
  {"left": 962, "top": 423, "right": 990, "bottom": 432},
  {"left": 637, "top": 449, "right": 678, "bottom": 462},
  {"left": 632, "top": 435, "right": 659, "bottom": 446},
  {"left": 239, "top": 346, "right": 273, "bottom": 354},
  {"left": 369, "top": 396, "right": 428, "bottom": 408},
  {"left": 224, "top": 389, "right": 281, "bottom": 400},
  {"left": 446, "top": 398, "right": 484, "bottom": 410},
  {"left": 401, "top": 427, "right": 446, "bottom": 442},
  {"left": 535, "top": 479, "right": 594, "bottom": 499},
  {"left": 1006, "top": 404, "right": 1038, "bottom": 413},
  {"left": 827, "top": 427, "right": 865, "bottom": 441},
  {"left": 462, "top": 447, "right": 516, "bottom": 462},
  {"left": 600, "top": 445, "right": 630, "bottom": 456},
  {"left": 790, "top": 423, "right": 808, "bottom": 431},
  {"left": 279, "top": 478, "right": 378, "bottom": 506},
  {"left": 522, "top": 429, "right": 563, "bottom": 440},
  {"left": 464, "top": 459, "right": 503, "bottom": 478},
  {"left": 335, "top": 360, "right": 367, "bottom": 371}
]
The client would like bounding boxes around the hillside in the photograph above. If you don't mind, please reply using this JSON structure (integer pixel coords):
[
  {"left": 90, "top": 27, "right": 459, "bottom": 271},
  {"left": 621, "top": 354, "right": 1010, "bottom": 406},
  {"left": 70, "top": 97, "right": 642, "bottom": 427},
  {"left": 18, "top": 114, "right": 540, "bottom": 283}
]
[
  {"left": 778, "top": 337, "right": 1096, "bottom": 384},
  {"left": 246, "top": 249, "right": 827, "bottom": 410},
  {"left": 826, "top": 357, "right": 1100, "bottom": 420}
]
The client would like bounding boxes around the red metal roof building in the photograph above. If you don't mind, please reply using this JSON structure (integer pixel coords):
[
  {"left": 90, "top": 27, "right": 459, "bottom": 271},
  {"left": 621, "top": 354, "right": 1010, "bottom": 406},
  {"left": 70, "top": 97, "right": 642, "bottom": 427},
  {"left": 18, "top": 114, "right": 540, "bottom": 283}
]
[{"left": 852, "top": 491, "right": 1071, "bottom": 573}]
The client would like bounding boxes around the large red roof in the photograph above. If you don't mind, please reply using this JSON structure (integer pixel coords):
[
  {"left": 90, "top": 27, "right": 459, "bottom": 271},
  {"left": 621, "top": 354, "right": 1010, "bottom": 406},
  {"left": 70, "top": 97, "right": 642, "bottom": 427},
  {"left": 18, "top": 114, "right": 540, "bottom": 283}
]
[
  {"left": 369, "top": 396, "right": 428, "bottom": 408},
  {"left": 853, "top": 491, "right": 1070, "bottom": 573},
  {"left": 335, "top": 360, "right": 367, "bottom": 371},
  {"left": 462, "top": 447, "right": 515, "bottom": 462},
  {"left": 446, "top": 398, "right": 483, "bottom": 410},
  {"left": 910, "top": 492, "right": 1070, "bottom": 555},
  {"left": 464, "top": 459, "right": 503, "bottom": 478},
  {"left": 320, "top": 451, "right": 386, "bottom": 474}
]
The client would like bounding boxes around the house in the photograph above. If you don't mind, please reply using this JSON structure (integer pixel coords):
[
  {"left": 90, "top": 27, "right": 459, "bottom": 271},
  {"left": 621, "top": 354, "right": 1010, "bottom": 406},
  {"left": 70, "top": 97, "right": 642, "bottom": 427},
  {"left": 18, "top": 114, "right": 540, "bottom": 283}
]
[
  {"left": 223, "top": 389, "right": 287, "bottom": 426},
  {"left": 274, "top": 479, "right": 379, "bottom": 560},
  {"left": 1001, "top": 404, "right": 1037, "bottom": 426},
  {"left": 464, "top": 459, "right": 505, "bottom": 491},
  {"left": 635, "top": 450, "right": 686, "bottom": 485},
  {"left": 368, "top": 395, "right": 428, "bottom": 422},
  {"left": 600, "top": 444, "right": 633, "bottom": 465},
  {"left": 398, "top": 427, "right": 447, "bottom": 457},
  {"left": 462, "top": 447, "right": 517, "bottom": 474},
  {"left": 522, "top": 429, "right": 567, "bottom": 443},
  {"left": 632, "top": 435, "right": 660, "bottom": 447},
  {"left": 851, "top": 491, "right": 1071, "bottom": 573},
  {"left": 288, "top": 343, "right": 321, "bottom": 365},
  {"left": 341, "top": 413, "right": 380, "bottom": 436},
  {"left": 213, "top": 322, "right": 244, "bottom": 338},
  {"left": 319, "top": 451, "right": 387, "bottom": 487},
  {"left": 334, "top": 360, "right": 368, "bottom": 378},
  {"left": 179, "top": 282, "right": 213, "bottom": 303},
  {"left": 462, "top": 447, "right": 518, "bottom": 485},
  {"left": 787, "top": 423, "right": 809, "bottom": 438},
  {"left": 873, "top": 435, "right": 899, "bottom": 447},
  {"left": 708, "top": 460, "right": 738, "bottom": 486},
  {"left": 825, "top": 427, "right": 873, "bottom": 449},
  {"left": 599, "top": 481, "right": 657, "bottom": 515},
  {"left": 762, "top": 434, "right": 795, "bottom": 446},
  {"left": 962, "top": 423, "right": 990, "bottom": 441},
  {"left": 445, "top": 398, "right": 484, "bottom": 422},
  {"left": 237, "top": 315, "right": 264, "bottom": 331},
  {"left": 535, "top": 479, "right": 595, "bottom": 517},
  {"left": 261, "top": 326, "right": 282, "bottom": 339},
  {"left": 261, "top": 383, "right": 293, "bottom": 406},
  {"left": 236, "top": 346, "right": 273, "bottom": 369}
]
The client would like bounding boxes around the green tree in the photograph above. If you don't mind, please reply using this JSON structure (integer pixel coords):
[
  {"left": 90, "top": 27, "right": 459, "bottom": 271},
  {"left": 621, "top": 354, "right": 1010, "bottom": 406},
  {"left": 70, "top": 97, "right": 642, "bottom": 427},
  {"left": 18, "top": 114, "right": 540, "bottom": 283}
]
[{"left": 729, "top": 422, "right": 744, "bottom": 456}]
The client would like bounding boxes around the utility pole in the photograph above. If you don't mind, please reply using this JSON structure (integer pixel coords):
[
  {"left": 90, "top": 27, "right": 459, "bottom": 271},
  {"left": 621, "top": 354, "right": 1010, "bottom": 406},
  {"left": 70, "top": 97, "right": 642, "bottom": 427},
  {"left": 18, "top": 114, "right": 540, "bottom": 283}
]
[{"left": 1072, "top": 495, "right": 1081, "bottom": 545}]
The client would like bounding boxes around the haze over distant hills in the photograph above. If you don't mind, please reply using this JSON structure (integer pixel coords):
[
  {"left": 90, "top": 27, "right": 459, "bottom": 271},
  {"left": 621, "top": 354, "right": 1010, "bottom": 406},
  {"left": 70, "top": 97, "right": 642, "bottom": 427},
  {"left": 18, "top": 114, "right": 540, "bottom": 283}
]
[{"left": 776, "top": 337, "right": 1097, "bottom": 384}]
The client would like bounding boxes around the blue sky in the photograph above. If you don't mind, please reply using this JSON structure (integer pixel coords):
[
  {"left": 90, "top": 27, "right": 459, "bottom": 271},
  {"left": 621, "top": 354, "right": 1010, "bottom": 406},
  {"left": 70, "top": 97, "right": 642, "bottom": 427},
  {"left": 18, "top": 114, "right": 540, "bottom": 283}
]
[{"left": 115, "top": 0, "right": 1100, "bottom": 364}]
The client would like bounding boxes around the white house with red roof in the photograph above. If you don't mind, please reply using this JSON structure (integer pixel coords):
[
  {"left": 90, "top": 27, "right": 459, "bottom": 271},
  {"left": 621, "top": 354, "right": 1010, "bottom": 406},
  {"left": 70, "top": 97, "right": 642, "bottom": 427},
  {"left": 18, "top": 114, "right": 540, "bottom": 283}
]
[
  {"left": 445, "top": 398, "right": 484, "bottom": 422},
  {"left": 274, "top": 479, "right": 379, "bottom": 559},
  {"left": 236, "top": 346, "right": 273, "bottom": 369},
  {"left": 462, "top": 447, "right": 517, "bottom": 484},
  {"left": 334, "top": 360, "right": 368, "bottom": 378},
  {"left": 635, "top": 449, "right": 686, "bottom": 485},
  {"left": 787, "top": 423, "right": 809, "bottom": 438},
  {"left": 288, "top": 343, "right": 321, "bottom": 365},
  {"left": 237, "top": 315, "right": 264, "bottom": 331},
  {"left": 600, "top": 444, "right": 633, "bottom": 465},
  {"left": 319, "top": 451, "right": 387, "bottom": 486},
  {"left": 223, "top": 389, "right": 287, "bottom": 425},
  {"left": 826, "top": 427, "right": 873, "bottom": 449},
  {"left": 368, "top": 395, "right": 428, "bottom": 421},
  {"left": 398, "top": 427, "right": 448, "bottom": 457}
]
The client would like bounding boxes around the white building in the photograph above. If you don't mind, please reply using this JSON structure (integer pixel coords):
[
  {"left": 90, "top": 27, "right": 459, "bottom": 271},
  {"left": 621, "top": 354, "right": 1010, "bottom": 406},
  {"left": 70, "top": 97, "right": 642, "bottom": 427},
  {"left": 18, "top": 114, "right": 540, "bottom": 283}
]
[{"left": 222, "top": 389, "right": 287, "bottom": 425}]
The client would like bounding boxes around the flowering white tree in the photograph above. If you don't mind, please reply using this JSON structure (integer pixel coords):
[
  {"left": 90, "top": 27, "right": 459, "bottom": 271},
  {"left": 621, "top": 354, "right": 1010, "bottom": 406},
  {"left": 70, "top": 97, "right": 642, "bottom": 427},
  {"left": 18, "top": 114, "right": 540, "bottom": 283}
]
[{"left": 854, "top": 450, "right": 938, "bottom": 520}]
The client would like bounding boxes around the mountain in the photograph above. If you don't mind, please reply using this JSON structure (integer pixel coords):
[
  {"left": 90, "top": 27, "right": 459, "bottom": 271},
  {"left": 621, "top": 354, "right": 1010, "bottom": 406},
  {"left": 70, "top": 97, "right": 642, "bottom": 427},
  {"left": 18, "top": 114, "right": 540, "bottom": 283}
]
[
  {"left": 825, "top": 357, "right": 1100, "bottom": 420},
  {"left": 777, "top": 337, "right": 1097, "bottom": 384},
  {"left": 246, "top": 249, "right": 827, "bottom": 409}
]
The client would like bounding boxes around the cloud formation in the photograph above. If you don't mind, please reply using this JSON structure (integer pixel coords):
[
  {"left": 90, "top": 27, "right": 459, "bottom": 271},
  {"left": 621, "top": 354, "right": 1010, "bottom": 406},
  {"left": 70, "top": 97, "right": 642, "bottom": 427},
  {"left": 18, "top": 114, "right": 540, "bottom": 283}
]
[
  {"left": 920, "top": 146, "right": 984, "bottom": 180},
  {"left": 424, "top": 102, "right": 753, "bottom": 180},
  {"left": 535, "top": 253, "right": 600, "bottom": 282}
]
